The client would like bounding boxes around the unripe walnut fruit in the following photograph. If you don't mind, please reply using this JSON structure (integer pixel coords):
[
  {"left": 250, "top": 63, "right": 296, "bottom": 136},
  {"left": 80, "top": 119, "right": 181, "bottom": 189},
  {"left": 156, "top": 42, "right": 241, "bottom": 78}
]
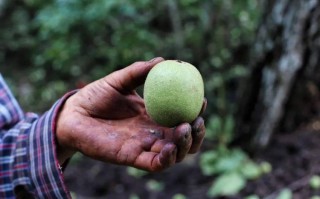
[{"left": 144, "top": 60, "right": 204, "bottom": 127}]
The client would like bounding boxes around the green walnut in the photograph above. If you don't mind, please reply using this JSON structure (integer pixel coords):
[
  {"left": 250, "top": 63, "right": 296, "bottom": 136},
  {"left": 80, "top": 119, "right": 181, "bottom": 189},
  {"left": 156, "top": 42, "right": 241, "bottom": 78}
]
[{"left": 144, "top": 60, "right": 204, "bottom": 127}]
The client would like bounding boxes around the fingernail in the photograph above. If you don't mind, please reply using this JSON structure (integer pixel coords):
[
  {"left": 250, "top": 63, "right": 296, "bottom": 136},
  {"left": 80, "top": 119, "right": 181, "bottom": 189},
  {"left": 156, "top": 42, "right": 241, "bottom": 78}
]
[
  {"left": 148, "top": 57, "right": 157, "bottom": 62},
  {"left": 148, "top": 57, "right": 164, "bottom": 63},
  {"left": 192, "top": 117, "right": 204, "bottom": 133},
  {"left": 184, "top": 124, "right": 192, "bottom": 133},
  {"left": 193, "top": 123, "right": 201, "bottom": 133},
  {"left": 183, "top": 125, "right": 192, "bottom": 140},
  {"left": 200, "top": 98, "right": 207, "bottom": 115}
]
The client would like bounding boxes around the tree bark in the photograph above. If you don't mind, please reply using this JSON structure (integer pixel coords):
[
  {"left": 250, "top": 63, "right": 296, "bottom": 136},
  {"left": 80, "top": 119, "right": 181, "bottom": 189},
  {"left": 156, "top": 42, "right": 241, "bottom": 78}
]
[{"left": 236, "top": 0, "right": 320, "bottom": 148}]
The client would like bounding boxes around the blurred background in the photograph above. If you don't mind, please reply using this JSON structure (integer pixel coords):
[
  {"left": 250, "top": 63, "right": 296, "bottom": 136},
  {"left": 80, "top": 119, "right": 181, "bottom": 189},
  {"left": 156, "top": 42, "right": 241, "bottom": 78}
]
[{"left": 1, "top": 0, "right": 320, "bottom": 198}]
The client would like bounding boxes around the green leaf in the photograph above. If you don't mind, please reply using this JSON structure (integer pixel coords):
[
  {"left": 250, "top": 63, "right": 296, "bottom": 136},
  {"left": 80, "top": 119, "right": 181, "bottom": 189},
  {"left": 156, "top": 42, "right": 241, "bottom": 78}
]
[
  {"left": 69, "top": 153, "right": 84, "bottom": 165},
  {"left": 172, "top": 193, "right": 187, "bottom": 199},
  {"left": 245, "top": 195, "right": 260, "bottom": 199},
  {"left": 200, "top": 148, "right": 249, "bottom": 176},
  {"left": 200, "top": 150, "right": 219, "bottom": 176},
  {"left": 276, "top": 189, "right": 292, "bottom": 199},
  {"left": 260, "top": 161, "right": 272, "bottom": 174},
  {"left": 310, "top": 175, "right": 320, "bottom": 190},
  {"left": 211, "top": 57, "right": 223, "bottom": 68},
  {"left": 70, "top": 192, "right": 77, "bottom": 199},
  {"left": 213, "top": 149, "right": 247, "bottom": 174},
  {"left": 146, "top": 180, "right": 164, "bottom": 192},
  {"left": 206, "top": 116, "right": 223, "bottom": 140},
  {"left": 127, "top": 167, "right": 148, "bottom": 178},
  {"left": 226, "top": 65, "right": 249, "bottom": 79},
  {"left": 240, "top": 161, "right": 262, "bottom": 180},
  {"left": 129, "top": 194, "right": 140, "bottom": 199},
  {"left": 207, "top": 172, "right": 246, "bottom": 197},
  {"left": 206, "top": 75, "right": 224, "bottom": 91}
]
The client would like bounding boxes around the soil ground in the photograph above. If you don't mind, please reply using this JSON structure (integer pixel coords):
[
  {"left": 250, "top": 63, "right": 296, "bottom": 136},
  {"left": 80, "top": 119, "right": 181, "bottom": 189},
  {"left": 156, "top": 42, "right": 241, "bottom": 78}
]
[{"left": 64, "top": 121, "right": 320, "bottom": 199}]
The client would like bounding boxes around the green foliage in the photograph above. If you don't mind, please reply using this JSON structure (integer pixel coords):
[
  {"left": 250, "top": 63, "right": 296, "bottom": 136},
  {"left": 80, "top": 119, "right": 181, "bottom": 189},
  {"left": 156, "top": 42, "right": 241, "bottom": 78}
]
[
  {"left": 1, "top": 0, "right": 260, "bottom": 114},
  {"left": 260, "top": 161, "right": 272, "bottom": 174},
  {"left": 207, "top": 172, "right": 245, "bottom": 197},
  {"left": 172, "top": 193, "right": 187, "bottom": 199},
  {"left": 195, "top": 2, "right": 261, "bottom": 193},
  {"left": 206, "top": 114, "right": 235, "bottom": 145},
  {"left": 245, "top": 195, "right": 260, "bottom": 199},
  {"left": 70, "top": 192, "right": 77, "bottom": 199},
  {"left": 146, "top": 180, "right": 164, "bottom": 192},
  {"left": 129, "top": 194, "right": 140, "bottom": 199},
  {"left": 34, "top": 0, "right": 159, "bottom": 72},
  {"left": 68, "top": 153, "right": 84, "bottom": 165},
  {"left": 240, "top": 161, "right": 263, "bottom": 180},
  {"left": 276, "top": 189, "right": 292, "bottom": 199},
  {"left": 201, "top": 148, "right": 247, "bottom": 176},
  {"left": 201, "top": 147, "right": 271, "bottom": 197},
  {"left": 310, "top": 175, "right": 320, "bottom": 190},
  {"left": 126, "top": 167, "right": 148, "bottom": 178}
]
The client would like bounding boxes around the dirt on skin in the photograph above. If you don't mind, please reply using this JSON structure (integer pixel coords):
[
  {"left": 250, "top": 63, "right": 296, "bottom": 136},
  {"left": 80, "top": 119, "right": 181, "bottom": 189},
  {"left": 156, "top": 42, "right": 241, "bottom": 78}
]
[{"left": 64, "top": 123, "right": 320, "bottom": 199}]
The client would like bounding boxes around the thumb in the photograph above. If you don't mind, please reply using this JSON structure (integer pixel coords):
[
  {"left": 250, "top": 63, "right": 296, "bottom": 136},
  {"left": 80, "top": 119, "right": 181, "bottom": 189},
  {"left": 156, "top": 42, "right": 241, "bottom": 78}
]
[{"left": 104, "top": 57, "right": 164, "bottom": 93}]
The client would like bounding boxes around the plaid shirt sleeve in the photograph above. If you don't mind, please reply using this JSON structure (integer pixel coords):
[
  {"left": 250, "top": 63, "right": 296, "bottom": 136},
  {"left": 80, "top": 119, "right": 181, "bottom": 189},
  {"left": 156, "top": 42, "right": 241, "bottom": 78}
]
[{"left": 0, "top": 74, "right": 73, "bottom": 199}]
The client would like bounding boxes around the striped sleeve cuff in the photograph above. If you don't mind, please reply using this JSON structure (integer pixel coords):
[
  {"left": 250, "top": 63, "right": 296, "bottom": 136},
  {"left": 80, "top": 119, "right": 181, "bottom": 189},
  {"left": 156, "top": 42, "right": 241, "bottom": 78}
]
[{"left": 15, "top": 91, "right": 76, "bottom": 199}]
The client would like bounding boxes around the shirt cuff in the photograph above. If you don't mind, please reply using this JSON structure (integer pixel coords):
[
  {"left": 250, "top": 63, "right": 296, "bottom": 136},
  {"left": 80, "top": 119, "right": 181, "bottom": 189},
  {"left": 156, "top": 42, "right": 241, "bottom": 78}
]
[{"left": 14, "top": 90, "right": 77, "bottom": 199}]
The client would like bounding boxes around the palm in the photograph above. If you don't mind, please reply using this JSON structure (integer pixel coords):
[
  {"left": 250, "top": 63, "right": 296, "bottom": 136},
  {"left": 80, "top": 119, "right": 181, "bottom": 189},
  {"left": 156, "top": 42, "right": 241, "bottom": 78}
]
[{"left": 72, "top": 82, "right": 180, "bottom": 171}]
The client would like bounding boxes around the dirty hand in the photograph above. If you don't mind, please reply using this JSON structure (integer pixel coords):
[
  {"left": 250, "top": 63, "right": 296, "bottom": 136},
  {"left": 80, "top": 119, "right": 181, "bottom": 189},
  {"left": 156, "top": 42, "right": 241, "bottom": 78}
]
[{"left": 56, "top": 57, "right": 206, "bottom": 172}]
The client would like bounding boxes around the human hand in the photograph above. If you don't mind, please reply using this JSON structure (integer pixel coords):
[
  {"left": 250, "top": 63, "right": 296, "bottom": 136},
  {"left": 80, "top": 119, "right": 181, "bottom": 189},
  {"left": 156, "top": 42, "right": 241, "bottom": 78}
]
[{"left": 56, "top": 57, "right": 206, "bottom": 172}]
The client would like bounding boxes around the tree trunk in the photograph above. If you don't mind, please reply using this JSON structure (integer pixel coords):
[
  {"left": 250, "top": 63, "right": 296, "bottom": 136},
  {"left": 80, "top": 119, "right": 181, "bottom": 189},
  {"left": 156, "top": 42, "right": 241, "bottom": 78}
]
[{"left": 236, "top": 0, "right": 320, "bottom": 148}]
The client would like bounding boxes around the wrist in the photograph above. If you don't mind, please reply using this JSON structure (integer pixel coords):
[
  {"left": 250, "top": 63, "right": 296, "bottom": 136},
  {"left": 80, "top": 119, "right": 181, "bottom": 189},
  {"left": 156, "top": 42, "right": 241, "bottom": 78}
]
[{"left": 56, "top": 94, "right": 77, "bottom": 165}]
